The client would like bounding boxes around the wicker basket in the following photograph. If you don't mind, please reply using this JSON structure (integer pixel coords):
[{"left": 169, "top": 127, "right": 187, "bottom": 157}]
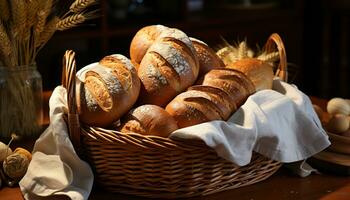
[{"left": 62, "top": 33, "right": 287, "bottom": 199}]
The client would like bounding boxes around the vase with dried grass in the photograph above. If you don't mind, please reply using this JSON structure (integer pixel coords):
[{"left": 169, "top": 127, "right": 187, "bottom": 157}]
[{"left": 0, "top": 0, "right": 97, "bottom": 141}]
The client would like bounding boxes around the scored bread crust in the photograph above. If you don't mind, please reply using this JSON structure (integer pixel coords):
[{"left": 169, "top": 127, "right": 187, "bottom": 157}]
[
  {"left": 120, "top": 105, "right": 178, "bottom": 137},
  {"left": 130, "top": 25, "right": 168, "bottom": 65},
  {"left": 190, "top": 37, "right": 225, "bottom": 77},
  {"left": 77, "top": 55, "right": 140, "bottom": 127},
  {"left": 166, "top": 68, "right": 256, "bottom": 128},
  {"left": 137, "top": 29, "right": 200, "bottom": 106}
]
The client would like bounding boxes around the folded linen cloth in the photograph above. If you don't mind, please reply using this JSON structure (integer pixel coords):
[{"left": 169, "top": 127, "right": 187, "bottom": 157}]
[
  {"left": 19, "top": 86, "right": 94, "bottom": 200},
  {"left": 170, "top": 79, "right": 330, "bottom": 166}
]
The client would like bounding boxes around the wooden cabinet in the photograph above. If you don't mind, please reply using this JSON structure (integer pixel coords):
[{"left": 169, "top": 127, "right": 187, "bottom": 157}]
[{"left": 37, "top": 0, "right": 304, "bottom": 90}]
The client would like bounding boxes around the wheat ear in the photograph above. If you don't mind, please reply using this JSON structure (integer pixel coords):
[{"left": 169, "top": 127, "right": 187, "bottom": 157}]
[
  {"left": 10, "top": 0, "right": 27, "bottom": 38},
  {"left": 237, "top": 41, "right": 248, "bottom": 60},
  {"left": 70, "top": 0, "right": 96, "bottom": 13},
  {"left": 258, "top": 52, "right": 280, "bottom": 63},
  {"left": 26, "top": 0, "right": 40, "bottom": 29},
  {"left": 34, "top": 11, "right": 47, "bottom": 36},
  {"left": 0, "top": 0, "right": 10, "bottom": 22},
  {"left": 56, "top": 12, "right": 95, "bottom": 31},
  {"left": 0, "top": 21, "right": 13, "bottom": 66}
]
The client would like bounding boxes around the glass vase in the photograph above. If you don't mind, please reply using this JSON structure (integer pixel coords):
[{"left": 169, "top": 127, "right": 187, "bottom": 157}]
[{"left": 0, "top": 63, "right": 43, "bottom": 142}]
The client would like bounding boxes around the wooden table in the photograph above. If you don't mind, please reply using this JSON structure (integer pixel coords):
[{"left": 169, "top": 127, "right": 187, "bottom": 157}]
[
  {"left": 1, "top": 167, "right": 350, "bottom": 200},
  {"left": 1, "top": 95, "right": 350, "bottom": 200}
]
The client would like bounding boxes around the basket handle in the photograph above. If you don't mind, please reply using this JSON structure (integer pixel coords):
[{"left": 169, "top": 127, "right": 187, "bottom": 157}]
[
  {"left": 62, "top": 50, "right": 81, "bottom": 153},
  {"left": 263, "top": 33, "right": 288, "bottom": 82}
]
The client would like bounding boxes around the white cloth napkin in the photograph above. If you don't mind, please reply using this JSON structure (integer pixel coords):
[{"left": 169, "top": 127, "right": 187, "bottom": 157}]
[
  {"left": 19, "top": 86, "right": 94, "bottom": 200},
  {"left": 170, "top": 79, "right": 331, "bottom": 166}
]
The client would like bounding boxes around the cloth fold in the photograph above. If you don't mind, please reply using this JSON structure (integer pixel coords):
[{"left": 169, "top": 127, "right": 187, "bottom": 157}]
[
  {"left": 19, "top": 86, "right": 94, "bottom": 200},
  {"left": 170, "top": 79, "right": 330, "bottom": 166}
]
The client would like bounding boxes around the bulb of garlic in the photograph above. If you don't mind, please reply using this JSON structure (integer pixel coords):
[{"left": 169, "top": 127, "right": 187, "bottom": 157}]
[
  {"left": 0, "top": 142, "right": 12, "bottom": 162},
  {"left": 327, "top": 98, "right": 350, "bottom": 115}
]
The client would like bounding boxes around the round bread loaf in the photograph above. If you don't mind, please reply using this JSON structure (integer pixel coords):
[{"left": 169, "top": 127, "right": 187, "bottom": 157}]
[
  {"left": 130, "top": 25, "right": 168, "bottom": 65},
  {"left": 120, "top": 104, "right": 178, "bottom": 137},
  {"left": 76, "top": 54, "right": 140, "bottom": 127},
  {"left": 137, "top": 28, "right": 199, "bottom": 106},
  {"left": 190, "top": 37, "right": 225, "bottom": 77}
]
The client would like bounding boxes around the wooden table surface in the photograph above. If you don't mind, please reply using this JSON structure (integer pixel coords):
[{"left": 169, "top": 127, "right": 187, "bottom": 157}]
[{"left": 1, "top": 95, "right": 349, "bottom": 200}]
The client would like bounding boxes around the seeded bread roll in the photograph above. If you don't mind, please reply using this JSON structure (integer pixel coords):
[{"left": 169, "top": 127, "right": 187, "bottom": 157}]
[
  {"left": 76, "top": 54, "right": 140, "bottom": 127},
  {"left": 190, "top": 37, "right": 225, "bottom": 77},
  {"left": 136, "top": 28, "right": 199, "bottom": 106},
  {"left": 120, "top": 105, "right": 178, "bottom": 138},
  {"left": 166, "top": 68, "right": 255, "bottom": 128}
]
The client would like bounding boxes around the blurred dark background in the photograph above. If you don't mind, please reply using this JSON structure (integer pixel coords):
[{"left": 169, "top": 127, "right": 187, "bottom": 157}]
[{"left": 37, "top": 0, "right": 350, "bottom": 99}]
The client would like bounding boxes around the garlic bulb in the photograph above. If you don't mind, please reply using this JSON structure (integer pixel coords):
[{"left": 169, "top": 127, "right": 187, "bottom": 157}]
[
  {"left": 327, "top": 98, "right": 350, "bottom": 115},
  {"left": 0, "top": 142, "right": 12, "bottom": 162},
  {"left": 3, "top": 153, "right": 29, "bottom": 179},
  {"left": 327, "top": 114, "right": 350, "bottom": 134}
]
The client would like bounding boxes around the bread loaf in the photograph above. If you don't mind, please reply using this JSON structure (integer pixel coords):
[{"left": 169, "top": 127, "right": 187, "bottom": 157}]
[
  {"left": 227, "top": 58, "right": 274, "bottom": 91},
  {"left": 76, "top": 54, "right": 140, "bottom": 127},
  {"left": 166, "top": 68, "right": 255, "bottom": 128},
  {"left": 120, "top": 105, "right": 178, "bottom": 137},
  {"left": 136, "top": 27, "right": 199, "bottom": 106},
  {"left": 200, "top": 68, "right": 255, "bottom": 106},
  {"left": 190, "top": 37, "right": 225, "bottom": 77},
  {"left": 130, "top": 25, "right": 168, "bottom": 65}
]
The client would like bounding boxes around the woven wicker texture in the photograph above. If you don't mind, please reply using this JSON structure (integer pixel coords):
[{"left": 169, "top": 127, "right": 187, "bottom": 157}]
[{"left": 62, "top": 33, "right": 287, "bottom": 198}]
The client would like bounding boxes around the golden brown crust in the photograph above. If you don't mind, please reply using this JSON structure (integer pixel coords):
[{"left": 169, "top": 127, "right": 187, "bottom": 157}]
[
  {"left": 188, "top": 85, "right": 234, "bottom": 120},
  {"left": 227, "top": 58, "right": 274, "bottom": 91},
  {"left": 137, "top": 33, "right": 199, "bottom": 107},
  {"left": 190, "top": 38, "right": 225, "bottom": 77},
  {"left": 130, "top": 25, "right": 167, "bottom": 65},
  {"left": 165, "top": 90, "right": 223, "bottom": 128},
  {"left": 78, "top": 55, "right": 140, "bottom": 127},
  {"left": 165, "top": 98, "right": 209, "bottom": 129},
  {"left": 120, "top": 105, "right": 178, "bottom": 138}
]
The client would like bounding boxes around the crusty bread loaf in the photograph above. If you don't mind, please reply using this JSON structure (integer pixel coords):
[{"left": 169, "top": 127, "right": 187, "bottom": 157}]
[
  {"left": 76, "top": 54, "right": 140, "bottom": 127},
  {"left": 166, "top": 68, "right": 255, "bottom": 128},
  {"left": 120, "top": 104, "right": 178, "bottom": 137},
  {"left": 130, "top": 25, "right": 168, "bottom": 65},
  {"left": 136, "top": 28, "right": 199, "bottom": 106},
  {"left": 227, "top": 58, "right": 274, "bottom": 91},
  {"left": 190, "top": 37, "right": 225, "bottom": 77},
  {"left": 200, "top": 68, "right": 255, "bottom": 106}
]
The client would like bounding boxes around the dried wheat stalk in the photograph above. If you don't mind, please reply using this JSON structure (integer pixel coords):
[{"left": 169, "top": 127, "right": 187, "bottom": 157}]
[
  {"left": 0, "top": 22, "right": 11, "bottom": 55},
  {"left": 258, "top": 52, "right": 280, "bottom": 63},
  {"left": 26, "top": 0, "right": 40, "bottom": 29},
  {"left": 0, "top": 0, "right": 98, "bottom": 140},
  {"left": 237, "top": 41, "right": 248, "bottom": 60},
  {"left": 10, "top": 0, "right": 27, "bottom": 39},
  {"left": 217, "top": 39, "right": 279, "bottom": 67},
  {"left": 70, "top": 0, "right": 96, "bottom": 13},
  {"left": 57, "top": 14, "right": 86, "bottom": 31}
]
